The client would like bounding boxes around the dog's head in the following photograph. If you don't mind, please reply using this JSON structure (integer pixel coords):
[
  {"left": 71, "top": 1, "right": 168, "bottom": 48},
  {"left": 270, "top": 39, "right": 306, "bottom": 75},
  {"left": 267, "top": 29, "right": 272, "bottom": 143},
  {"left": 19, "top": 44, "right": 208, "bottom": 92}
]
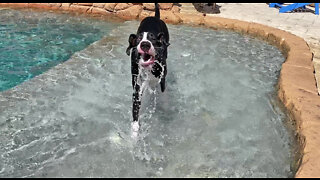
[{"left": 126, "top": 32, "right": 169, "bottom": 67}]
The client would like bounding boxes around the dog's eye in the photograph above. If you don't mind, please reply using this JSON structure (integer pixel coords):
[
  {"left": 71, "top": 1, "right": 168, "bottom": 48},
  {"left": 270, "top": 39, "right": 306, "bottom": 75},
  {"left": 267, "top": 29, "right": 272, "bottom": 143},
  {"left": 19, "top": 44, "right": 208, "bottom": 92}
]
[{"left": 149, "top": 34, "right": 155, "bottom": 39}]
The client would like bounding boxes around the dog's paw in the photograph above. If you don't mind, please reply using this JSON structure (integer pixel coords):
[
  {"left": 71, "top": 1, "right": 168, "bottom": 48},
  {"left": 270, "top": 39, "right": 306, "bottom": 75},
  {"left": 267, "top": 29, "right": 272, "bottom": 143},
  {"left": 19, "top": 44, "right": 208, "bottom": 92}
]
[{"left": 131, "top": 121, "right": 140, "bottom": 138}]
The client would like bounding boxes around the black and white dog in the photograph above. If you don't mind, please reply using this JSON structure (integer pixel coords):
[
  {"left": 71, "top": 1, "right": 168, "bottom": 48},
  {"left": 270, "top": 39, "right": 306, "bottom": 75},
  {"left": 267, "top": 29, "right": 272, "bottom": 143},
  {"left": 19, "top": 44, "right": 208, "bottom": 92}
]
[{"left": 126, "top": 3, "right": 170, "bottom": 135}]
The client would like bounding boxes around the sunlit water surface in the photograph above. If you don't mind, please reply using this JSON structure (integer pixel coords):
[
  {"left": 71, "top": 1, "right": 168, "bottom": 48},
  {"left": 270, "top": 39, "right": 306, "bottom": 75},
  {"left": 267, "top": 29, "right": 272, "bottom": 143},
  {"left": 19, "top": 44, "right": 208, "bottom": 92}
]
[{"left": 0, "top": 18, "right": 296, "bottom": 177}]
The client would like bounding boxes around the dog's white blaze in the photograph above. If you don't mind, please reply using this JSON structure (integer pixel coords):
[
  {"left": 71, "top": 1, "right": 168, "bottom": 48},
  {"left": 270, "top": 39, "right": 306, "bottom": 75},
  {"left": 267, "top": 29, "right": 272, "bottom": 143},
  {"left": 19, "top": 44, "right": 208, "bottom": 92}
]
[
  {"left": 142, "top": 32, "right": 148, "bottom": 42},
  {"left": 137, "top": 32, "right": 156, "bottom": 57},
  {"left": 137, "top": 32, "right": 150, "bottom": 52}
]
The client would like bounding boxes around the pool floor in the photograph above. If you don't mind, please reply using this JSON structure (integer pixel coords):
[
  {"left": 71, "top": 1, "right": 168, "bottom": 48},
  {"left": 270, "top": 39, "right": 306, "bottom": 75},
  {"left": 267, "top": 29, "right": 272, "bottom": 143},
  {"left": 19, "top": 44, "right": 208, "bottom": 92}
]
[{"left": 0, "top": 19, "right": 296, "bottom": 177}]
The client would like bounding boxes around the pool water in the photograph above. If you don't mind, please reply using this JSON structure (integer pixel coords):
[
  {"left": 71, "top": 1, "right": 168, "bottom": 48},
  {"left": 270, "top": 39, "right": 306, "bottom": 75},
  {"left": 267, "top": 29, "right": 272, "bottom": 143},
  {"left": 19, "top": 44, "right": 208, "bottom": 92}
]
[
  {"left": 0, "top": 8, "right": 120, "bottom": 91},
  {"left": 0, "top": 18, "right": 296, "bottom": 177}
]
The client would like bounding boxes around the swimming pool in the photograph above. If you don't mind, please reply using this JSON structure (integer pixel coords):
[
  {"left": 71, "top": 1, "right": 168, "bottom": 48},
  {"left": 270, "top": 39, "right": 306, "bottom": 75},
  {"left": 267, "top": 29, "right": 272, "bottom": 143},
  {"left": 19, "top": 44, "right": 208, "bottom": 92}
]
[
  {"left": 0, "top": 8, "right": 120, "bottom": 91},
  {"left": 0, "top": 16, "right": 298, "bottom": 177}
]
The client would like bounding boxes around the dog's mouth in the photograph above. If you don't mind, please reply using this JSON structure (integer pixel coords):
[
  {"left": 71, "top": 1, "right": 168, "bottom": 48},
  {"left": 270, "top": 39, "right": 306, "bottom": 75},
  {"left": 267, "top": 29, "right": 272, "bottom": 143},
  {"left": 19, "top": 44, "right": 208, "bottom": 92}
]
[
  {"left": 143, "top": 54, "right": 152, "bottom": 61},
  {"left": 139, "top": 53, "right": 155, "bottom": 67}
]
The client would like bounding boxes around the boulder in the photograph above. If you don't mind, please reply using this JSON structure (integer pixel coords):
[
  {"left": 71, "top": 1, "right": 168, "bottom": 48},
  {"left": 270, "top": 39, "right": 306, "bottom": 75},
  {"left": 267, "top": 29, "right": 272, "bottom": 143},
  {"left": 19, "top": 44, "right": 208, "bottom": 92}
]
[
  {"left": 48, "top": 3, "right": 61, "bottom": 10},
  {"left": 116, "top": 5, "right": 142, "bottom": 20},
  {"left": 60, "top": 3, "right": 71, "bottom": 11},
  {"left": 139, "top": 10, "right": 155, "bottom": 20},
  {"left": 69, "top": 5, "right": 90, "bottom": 13},
  {"left": 171, "top": 5, "right": 181, "bottom": 13},
  {"left": 104, "top": 3, "right": 117, "bottom": 12},
  {"left": 114, "top": 3, "right": 133, "bottom": 11},
  {"left": 159, "top": 3, "right": 173, "bottom": 10},
  {"left": 73, "top": 3, "right": 93, "bottom": 6},
  {"left": 176, "top": 13, "right": 205, "bottom": 26},
  {"left": 159, "top": 10, "right": 181, "bottom": 24},
  {"left": 92, "top": 3, "right": 105, "bottom": 8},
  {"left": 143, "top": 3, "right": 154, "bottom": 10},
  {"left": 28, "top": 3, "right": 52, "bottom": 10},
  {"left": 91, "top": 7, "right": 112, "bottom": 15}
]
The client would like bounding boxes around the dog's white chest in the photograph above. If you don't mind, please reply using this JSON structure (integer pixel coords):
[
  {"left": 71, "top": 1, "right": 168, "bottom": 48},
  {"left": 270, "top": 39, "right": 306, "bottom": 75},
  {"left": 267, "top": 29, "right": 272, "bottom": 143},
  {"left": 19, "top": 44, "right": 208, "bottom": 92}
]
[{"left": 138, "top": 67, "right": 160, "bottom": 91}]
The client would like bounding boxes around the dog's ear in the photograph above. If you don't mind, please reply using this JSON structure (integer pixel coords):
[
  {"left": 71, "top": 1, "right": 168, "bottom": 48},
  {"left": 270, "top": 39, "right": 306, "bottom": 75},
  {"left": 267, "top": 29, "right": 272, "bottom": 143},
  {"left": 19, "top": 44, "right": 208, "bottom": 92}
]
[
  {"left": 157, "top": 32, "right": 170, "bottom": 47},
  {"left": 126, "top": 34, "right": 137, "bottom": 56}
]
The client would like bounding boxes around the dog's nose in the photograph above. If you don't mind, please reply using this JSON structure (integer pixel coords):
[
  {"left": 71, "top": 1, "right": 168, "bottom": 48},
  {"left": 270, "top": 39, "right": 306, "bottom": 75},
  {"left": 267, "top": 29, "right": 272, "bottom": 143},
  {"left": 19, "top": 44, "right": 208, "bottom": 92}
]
[{"left": 140, "top": 41, "right": 151, "bottom": 52}]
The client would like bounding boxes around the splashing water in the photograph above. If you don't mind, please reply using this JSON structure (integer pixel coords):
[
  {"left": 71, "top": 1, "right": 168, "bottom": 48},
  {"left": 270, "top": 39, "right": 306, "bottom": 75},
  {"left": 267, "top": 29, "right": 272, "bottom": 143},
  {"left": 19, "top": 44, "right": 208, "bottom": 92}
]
[{"left": 0, "top": 18, "right": 296, "bottom": 178}]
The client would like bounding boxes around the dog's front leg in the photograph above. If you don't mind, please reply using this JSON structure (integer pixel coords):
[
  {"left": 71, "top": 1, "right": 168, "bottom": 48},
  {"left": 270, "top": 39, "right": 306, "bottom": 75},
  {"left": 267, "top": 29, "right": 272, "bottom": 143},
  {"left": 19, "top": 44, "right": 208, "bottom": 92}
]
[
  {"left": 131, "top": 83, "right": 141, "bottom": 137},
  {"left": 132, "top": 83, "right": 141, "bottom": 122}
]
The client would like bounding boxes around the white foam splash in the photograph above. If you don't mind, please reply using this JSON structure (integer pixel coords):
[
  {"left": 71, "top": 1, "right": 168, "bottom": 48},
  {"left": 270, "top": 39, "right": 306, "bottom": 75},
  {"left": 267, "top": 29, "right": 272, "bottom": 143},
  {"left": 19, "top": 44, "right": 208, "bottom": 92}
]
[
  {"left": 131, "top": 121, "right": 140, "bottom": 139},
  {"left": 109, "top": 133, "right": 124, "bottom": 145}
]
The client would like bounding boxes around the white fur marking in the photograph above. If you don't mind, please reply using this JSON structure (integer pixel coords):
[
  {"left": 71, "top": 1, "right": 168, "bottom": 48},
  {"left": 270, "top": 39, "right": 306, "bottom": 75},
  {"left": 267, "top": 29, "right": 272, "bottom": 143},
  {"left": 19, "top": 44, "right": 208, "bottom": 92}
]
[{"left": 142, "top": 32, "right": 148, "bottom": 42}]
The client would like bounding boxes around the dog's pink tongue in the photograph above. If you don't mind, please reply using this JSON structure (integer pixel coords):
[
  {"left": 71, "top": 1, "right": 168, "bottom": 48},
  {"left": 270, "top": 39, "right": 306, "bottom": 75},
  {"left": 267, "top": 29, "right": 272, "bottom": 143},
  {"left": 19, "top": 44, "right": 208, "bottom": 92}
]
[
  {"left": 141, "top": 57, "right": 155, "bottom": 67},
  {"left": 142, "top": 60, "right": 154, "bottom": 67}
]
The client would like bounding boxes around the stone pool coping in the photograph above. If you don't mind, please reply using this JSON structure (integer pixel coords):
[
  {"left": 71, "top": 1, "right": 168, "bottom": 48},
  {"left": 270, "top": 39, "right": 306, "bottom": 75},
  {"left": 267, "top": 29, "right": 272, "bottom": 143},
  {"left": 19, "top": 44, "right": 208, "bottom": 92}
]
[{"left": 0, "top": 3, "right": 319, "bottom": 178}]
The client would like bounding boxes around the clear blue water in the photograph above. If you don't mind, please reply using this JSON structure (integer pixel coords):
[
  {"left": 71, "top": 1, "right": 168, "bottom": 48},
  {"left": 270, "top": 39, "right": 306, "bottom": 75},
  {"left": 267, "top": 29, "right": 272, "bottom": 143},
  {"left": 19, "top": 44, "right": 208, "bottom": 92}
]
[{"left": 0, "top": 8, "right": 120, "bottom": 91}]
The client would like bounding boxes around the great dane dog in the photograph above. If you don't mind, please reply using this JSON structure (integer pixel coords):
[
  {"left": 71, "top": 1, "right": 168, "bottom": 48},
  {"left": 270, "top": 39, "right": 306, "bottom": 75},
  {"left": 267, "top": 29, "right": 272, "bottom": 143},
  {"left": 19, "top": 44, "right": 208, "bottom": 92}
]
[{"left": 126, "top": 3, "right": 170, "bottom": 136}]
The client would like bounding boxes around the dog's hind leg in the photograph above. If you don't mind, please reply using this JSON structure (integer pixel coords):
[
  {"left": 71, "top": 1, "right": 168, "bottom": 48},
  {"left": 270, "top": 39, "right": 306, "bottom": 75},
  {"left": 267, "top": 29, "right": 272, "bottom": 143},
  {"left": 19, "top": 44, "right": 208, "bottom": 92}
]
[{"left": 160, "top": 62, "right": 167, "bottom": 92}]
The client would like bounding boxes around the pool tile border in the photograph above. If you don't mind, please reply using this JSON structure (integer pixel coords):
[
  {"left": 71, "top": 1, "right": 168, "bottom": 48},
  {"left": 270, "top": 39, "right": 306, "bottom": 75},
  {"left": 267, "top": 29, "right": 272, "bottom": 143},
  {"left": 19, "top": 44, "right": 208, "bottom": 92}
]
[{"left": 0, "top": 3, "right": 319, "bottom": 178}]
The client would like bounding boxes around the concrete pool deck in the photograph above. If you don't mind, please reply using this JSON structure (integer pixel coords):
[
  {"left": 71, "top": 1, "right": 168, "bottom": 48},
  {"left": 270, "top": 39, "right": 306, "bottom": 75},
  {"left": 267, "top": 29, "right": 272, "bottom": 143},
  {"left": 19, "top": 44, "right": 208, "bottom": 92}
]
[{"left": 0, "top": 3, "right": 319, "bottom": 178}]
